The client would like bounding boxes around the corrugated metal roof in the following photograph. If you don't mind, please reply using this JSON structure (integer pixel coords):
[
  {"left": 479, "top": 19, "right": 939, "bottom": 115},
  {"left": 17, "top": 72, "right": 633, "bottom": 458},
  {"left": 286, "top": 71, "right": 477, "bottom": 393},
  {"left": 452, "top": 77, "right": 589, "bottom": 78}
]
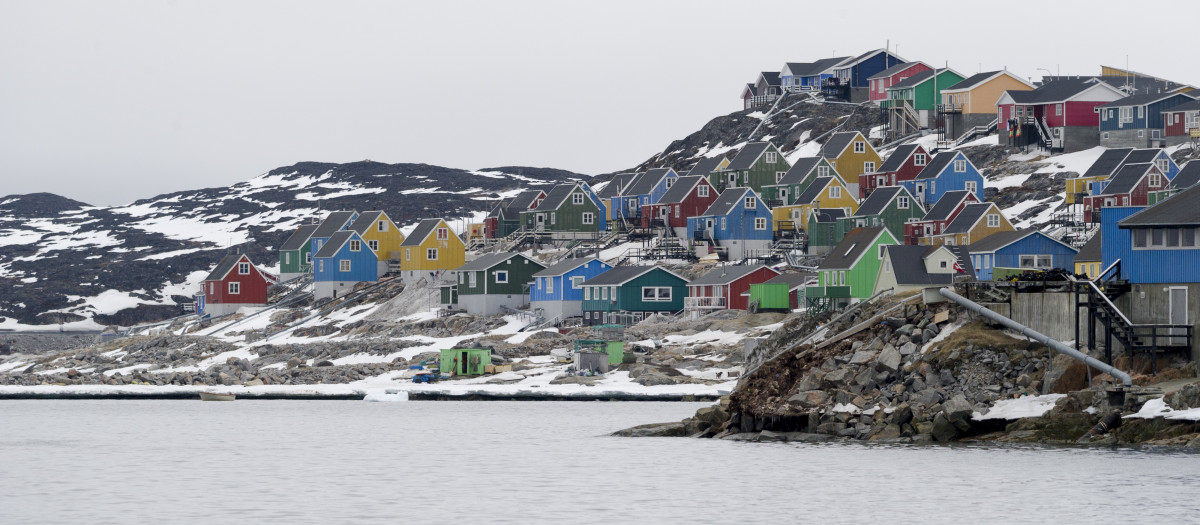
[
  {"left": 1168, "top": 162, "right": 1200, "bottom": 190},
  {"left": 777, "top": 157, "right": 824, "bottom": 186},
  {"left": 943, "top": 71, "right": 1003, "bottom": 91},
  {"left": 348, "top": 211, "right": 384, "bottom": 235},
  {"left": 1119, "top": 183, "right": 1200, "bottom": 227},
  {"left": 820, "top": 132, "right": 859, "bottom": 158},
  {"left": 1101, "top": 163, "right": 1153, "bottom": 195},
  {"left": 579, "top": 265, "right": 685, "bottom": 286},
  {"left": 699, "top": 187, "right": 753, "bottom": 217},
  {"left": 689, "top": 264, "right": 775, "bottom": 286},
  {"left": 915, "top": 152, "right": 959, "bottom": 180},
  {"left": 280, "top": 224, "right": 320, "bottom": 251},
  {"left": 819, "top": 227, "right": 887, "bottom": 270},
  {"left": 727, "top": 143, "right": 772, "bottom": 171},
  {"left": 877, "top": 144, "right": 919, "bottom": 173},
  {"left": 314, "top": 230, "right": 357, "bottom": 258},
  {"left": 204, "top": 254, "right": 245, "bottom": 282},
  {"left": 921, "top": 190, "right": 973, "bottom": 222},
  {"left": 793, "top": 177, "right": 833, "bottom": 205},
  {"left": 400, "top": 218, "right": 443, "bottom": 246},
  {"left": 1082, "top": 148, "right": 1134, "bottom": 178},
  {"left": 686, "top": 156, "right": 727, "bottom": 177},
  {"left": 623, "top": 168, "right": 674, "bottom": 196},
  {"left": 941, "top": 203, "right": 993, "bottom": 234},
  {"left": 534, "top": 258, "right": 604, "bottom": 277},
  {"left": 530, "top": 183, "right": 576, "bottom": 212},
  {"left": 853, "top": 187, "right": 904, "bottom": 217},
  {"left": 657, "top": 175, "right": 703, "bottom": 204},
  {"left": 1074, "top": 231, "right": 1102, "bottom": 263},
  {"left": 311, "top": 210, "right": 357, "bottom": 240}
]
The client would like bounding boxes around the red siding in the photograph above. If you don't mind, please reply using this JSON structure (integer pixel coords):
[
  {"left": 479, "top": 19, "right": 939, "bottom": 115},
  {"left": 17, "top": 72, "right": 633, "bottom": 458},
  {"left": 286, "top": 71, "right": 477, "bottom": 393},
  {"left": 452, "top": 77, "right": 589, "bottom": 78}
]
[
  {"left": 1164, "top": 110, "right": 1191, "bottom": 137},
  {"left": 859, "top": 145, "right": 929, "bottom": 199},
  {"left": 672, "top": 181, "right": 719, "bottom": 228},
  {"left": 729, "top": 267, "right": 781, "bottom": 310},
  {"left": 869, "top": 63, "right": 932, "bottom": 103},
  {"left": 204, "top": 256, "right": 271, "bottom": 306},
  {"left": 998, "top": 104, "right": 1012, "bottom": 130}
]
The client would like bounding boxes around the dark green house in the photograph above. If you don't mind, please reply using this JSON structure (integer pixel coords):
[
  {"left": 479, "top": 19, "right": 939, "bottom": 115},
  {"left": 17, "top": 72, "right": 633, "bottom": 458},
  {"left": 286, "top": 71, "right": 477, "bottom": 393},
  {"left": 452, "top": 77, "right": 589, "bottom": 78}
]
[
  {"left": 486, "top": 189, "right": 545, "bottom": 239},
  {"left": 806, "top": 208, "right": 850, "bottom": 255},
  {"left": 278, "top": 223, "right": 319, "bottom": 281},
  {"left": 835, "top": 186, "right": 924, "bottom": 244},
  {"left": 520, "top": 182, "right": 606, "bottom": 240},
  {"left": 714, "top": 141, "right": 790, "bottom": 194},
  {"left": 761, "top": 157, "right": 839, "bottom": 206},
  {"left": 580, "top": 265, "right": 689, "bottom": 326},
  {"left": 455, "top": 252, "right": 546, "bottom": 316}
]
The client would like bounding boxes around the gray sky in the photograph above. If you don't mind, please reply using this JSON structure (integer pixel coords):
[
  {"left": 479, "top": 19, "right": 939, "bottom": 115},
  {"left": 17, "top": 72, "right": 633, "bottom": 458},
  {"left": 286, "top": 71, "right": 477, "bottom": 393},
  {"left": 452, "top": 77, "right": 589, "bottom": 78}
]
[{"left": 3, "top": 0, "right": 1197, "bottom": 206}]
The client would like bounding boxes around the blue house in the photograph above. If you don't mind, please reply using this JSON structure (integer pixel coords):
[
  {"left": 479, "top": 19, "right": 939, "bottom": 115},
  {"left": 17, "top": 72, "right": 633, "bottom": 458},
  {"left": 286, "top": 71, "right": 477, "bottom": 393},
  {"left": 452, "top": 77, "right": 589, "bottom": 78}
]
[
  {"left": 966, "top": 229, "right": 1078, "bottom": 280},
  {"left": 611, "top": 168, "right": 679, "bottom": 221},
  {"left": 312, "top": 229, "right": 378, "bottom": 299},
  {"left": 781, "top": 57, "right": 850, "bottom": 91},
  {"left": 827, "top": 49, "right": 907, "bottom": 102},
  {"left": 1099, "top": 92, "right": 1197, "bottom": 149},
  {"left": 530, "top": 257, "right": 613, "bottom": 320},
  {"left": 900, "top": 151, "right": 984, "bottom": 207},
  {"left": 309, "top": 210, "right": 359, "bottom": 257},
  {"left": 687, "top": 187, "right": 773, "bottom": 261}
]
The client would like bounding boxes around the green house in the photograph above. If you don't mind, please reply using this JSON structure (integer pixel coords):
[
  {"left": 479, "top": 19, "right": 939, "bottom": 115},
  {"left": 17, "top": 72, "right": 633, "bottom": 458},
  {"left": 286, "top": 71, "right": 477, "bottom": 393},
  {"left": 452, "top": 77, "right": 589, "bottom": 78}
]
[
  {"left": 805, "top": 208, "right": 850, "bottom": 255},
  {"left": 805, "top": 226, "right": 897, "bottom": 312},
  {"left": 520, "top": 182, "right": 606, "bottom": 240},
  {"left": 455, "top": 252, "right": 546, "bottom": 316},
  {"left": 580, "top": 265, "right": 689, "bottom": 326},
  {"left": 488, "top": 189, "right": 546, "bottom": 238},
  {"left": 761, "top": 157, "right": 840, "bottom": 206},
  {"left": 835, "top": 186, "right": 925, "bottom": 244},
  {"left": 440, "top": 348, "right": 491, "bottom": 376},
  {"left": 713, "top": 141, "right": 790, "bottom": 194},
  {"left": 748, "top": 272, "right": 812, "bottom": 312},
  {"left": 884, "top": 68, "right": 966, "bottom": 135},
  {"left": 278, "top": 223, "right": 319, "bottom": 280},
  {"left": 438, "top": 280, "right": 458, "bottom": 308}
]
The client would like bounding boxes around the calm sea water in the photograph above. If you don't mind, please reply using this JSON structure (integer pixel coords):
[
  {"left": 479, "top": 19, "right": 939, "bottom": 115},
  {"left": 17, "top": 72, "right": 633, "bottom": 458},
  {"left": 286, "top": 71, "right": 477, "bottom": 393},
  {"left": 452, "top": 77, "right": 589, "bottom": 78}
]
[{"left": 1, "top": 400, "right": 1198, "bottom": 524}]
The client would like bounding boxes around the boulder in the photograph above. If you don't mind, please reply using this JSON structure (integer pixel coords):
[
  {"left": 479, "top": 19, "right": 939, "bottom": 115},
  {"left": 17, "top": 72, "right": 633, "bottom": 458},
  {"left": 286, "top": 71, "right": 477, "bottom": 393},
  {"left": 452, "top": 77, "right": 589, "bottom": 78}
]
[
  {"left": 888, "top": 403, "right": 914, "bottom": 426},
  {"left": 942, "top": 394, "right": 973, "bottom": 424},
  {"left": 931, "top": 412, "right": 959, "bottom": 442},
  {"left": 823, "top": 368, "right": 851, "bottom": 387},
  {"left": 787, "top": 390, "right": 829, "bottom": 408},
  {"left": 875, "top": 345, "right": 901, "bottom": 373},
  {"left": 611, "top": 422, "right": 692, "bottom": 437},
  {"left": 899, "top": 342, "right": 917, "bottom": 356},
  {"left": 796, "top": 370, "right": 825, "bottom": 392},
  {"left": 849, "top": 350, "right": 877, "bottom": 365}
]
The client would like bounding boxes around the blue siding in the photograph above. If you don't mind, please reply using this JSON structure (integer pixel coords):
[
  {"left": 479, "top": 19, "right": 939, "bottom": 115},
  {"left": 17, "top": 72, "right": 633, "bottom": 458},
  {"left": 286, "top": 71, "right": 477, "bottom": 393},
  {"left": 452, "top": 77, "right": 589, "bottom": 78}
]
[
  {"left": 970, "top": 232, "right": 1078, "bottom": 280},
  {"left": 1101, "top": 205, "right": 1200, "bottom": 284},
  {"left": 839, "top": 52, "right": 904, "bottom": 88},
  {"left": 686, "top": 194, "right": 774, "bottom": 243},
  {"left": 530, "top": 261, "right": 612, "bottom": 302},
  {"left": 614, "top": 171, "right": 679, "bottom": 219},
  {"left": 900, "top": 152, "right": 984, "bottom": 207},
  {"left": 313, "top": 233, "right": 378, "bottom": 283},
  {"left": 1100, "top": 94, "right": 1195, "bottom": 131}
]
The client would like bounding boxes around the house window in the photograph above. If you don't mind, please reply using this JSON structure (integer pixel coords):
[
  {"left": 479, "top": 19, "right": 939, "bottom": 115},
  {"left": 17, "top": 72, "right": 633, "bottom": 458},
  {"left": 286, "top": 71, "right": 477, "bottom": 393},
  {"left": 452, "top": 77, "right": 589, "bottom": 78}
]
[
  {"left": 377, "top": 221, "right": 388, "bottom": 232},
  {"left": 954, "top": 159, "right": 967, "bottom": 172},
  {"left": 1137, "top": 130, "right": 1144, "bottom": 138},
  {"left": 675, "top": 205, "right": 681, "bottom": 218},
  {"left": 469, "top": 272, "right": 477, "bottom": 287},
  {"left": 495, "top": 270, "right": 508, "bottom": 283},
  {"left": 839, "top": 271, "right": 845, "bottom": 285},
  {"left": 721, "top": 217, "right": 726, "bottom": 229},
  {"left": 939, "top": 260, "right": 948, "bottom": 269},
  {"left": 318, "top": 260, "right": 324, "bottom": 272},
  {"left": 349, "top": 240, "right": 361, "bottom": 252},
  {"left": 238, "top": 262, "right": 249, "bottom": 275},
  {"left": 885, "top": 260, "right": 892, "bottom": 272},
  {"left": 571, "top": 276, "right": 584, "bottom": 289},
  {"left": 1120, "top": 107, "right": 1132, "bottom": 123},
  {"left": 436, "top": 228, "right": 448, "bottom": 240},
  {"left": 583, "top": 212, "right": 594, "bottom": 225},
  {"left": 642, "top": 286, "right": 672, "bottom": 302},
  {"left": 898, "top": 196, "right": 909, "bottom": 209},
  {"left": 914, "top": 154, "right": 927, "bottom": 166},
  {"left": 368, "top": 240, "right": 379, "bottom": 251},
  {"left": 818, "top": 166, "right": 829, "bottom": 177},
  {"left": 665, "top": 178, "right": 674, "bottom": 188},
  {"left": 339, "top": 259, "right": 351, "bottom": 272},
  {"left": 776, "top": 171, "right": 786, "bottom": 183},
  {"left": 1149, "top": 173, "right": 1162, "bottom": 187},
  {"left": 405, "top": 249, "right": 410, "bottom": 261},
  {"left": 755, "top": 218, "right": 767, "bottom": 230},
  {"left": 765, "top": 152, "right": 778, "bottom": 163},
  {"left": 854, "top": 141, "right": 865, "bottom": 153},
  {"left": 1103, "top": 132, "right": 1110, "bottom": 140},
  {"left": 427, "top": 248, "right": 438, "bottom": 260},
  {"left": 284, "top": 253, "right": 290, "bottom": 265},
  {"left": 1056, "top": 104, "right": 1063, "bottom": 116},
  {"left": 829, "top": 186, "right": 841, "bottom": 199},
  {"left": 1156, "top": 158, "right": 1169, "bottom": 173},
  {"left": 602, "top": 287, "right": 609, "bottom": 300},
  {"left": 228, "top": 282, "right": 240, "bottom": 294},
  {"left": 965, "top": 181, "right": 978, "bottom": 195},
  {"left": 550, "top": 212, "right": 556, "bottom": 224},
  {"left": 698, "top": 185, "right": 709, "bottom": 198},
  {"left": 1102, "top": 111, "right": 1107, "bottom": 122},
  {"left": 306, "top": 252, "right": 311, "bottom": 263},
  {"left": 987, "top": 214, "right": 999, "bottom": 228},
  {"left": 1138, "top": 106, "right": 1144, "bottom": 119},
  {"left": 573, "top": 193, "right": 584, "bottom": 205},
  {"left": 744, "top": 197, "right": 756, "bottom": 209},
  {"left": 864, "top": 162, "right": 875, "bottom": 172}
]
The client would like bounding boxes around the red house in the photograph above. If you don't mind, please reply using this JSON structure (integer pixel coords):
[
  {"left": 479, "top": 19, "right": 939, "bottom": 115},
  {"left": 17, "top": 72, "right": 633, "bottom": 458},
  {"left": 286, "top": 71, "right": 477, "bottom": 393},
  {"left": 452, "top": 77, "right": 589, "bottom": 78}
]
[
  {"left": 867, "top": 61, "right": 932, "bottom": 105},
  {"left": 199, "top": 254, "right": 277, "bottom": 317},
  {"left": 996, "top": 77, "right": 1125, "bottom": 153},
  {"left": 685, "top": 264, "right": 780, "bottom": 313},
  {"left": 1163, "top": 98, "right": 1200, "bottom": 140},
  {"left": 641, "top": 175, "right": 719, "bottom": 237},
  {"left": 859, "top": 143, "right": 930, "bottom": 199},
  {"left": 904, "top": 190, "right": 979, "bottom": 245},
  {"left": 1083, "top": 163, "right": 1168, "bottom": 223}
]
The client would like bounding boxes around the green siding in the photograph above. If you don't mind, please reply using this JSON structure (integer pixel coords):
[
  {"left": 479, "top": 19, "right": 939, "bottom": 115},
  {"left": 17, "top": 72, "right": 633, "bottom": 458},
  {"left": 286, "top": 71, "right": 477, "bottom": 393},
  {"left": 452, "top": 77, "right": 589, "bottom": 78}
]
[
  {"left": 458, "top": 256, "right": 544, "bottom": 296},
  {"left": 837, "top": 200, "right": 924, "bottom": 244},
  {"left": 439, "top": 348, "right": 490, "bottom": 375},
  {"left": 816, "top": 229, "right": 897, "bottom": 299},
  {"left": 619, "top": 270, "right": 687, "bottom": 312},
  {"left": 279, "top": 243, "right": 312, "bottom": 274},
  {"left": 749, "top": 282, "right": 790, "bottom": 309},
  {"left": 723, "top": 144, "right": 790, "bottom": 193}
]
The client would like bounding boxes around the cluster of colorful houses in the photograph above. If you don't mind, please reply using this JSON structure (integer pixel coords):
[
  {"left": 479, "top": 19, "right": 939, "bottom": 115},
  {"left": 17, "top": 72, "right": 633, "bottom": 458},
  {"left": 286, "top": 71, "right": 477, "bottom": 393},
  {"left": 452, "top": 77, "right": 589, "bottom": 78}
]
[{"left": 744, "top": 50, "right": 1198, "bottom": 151}]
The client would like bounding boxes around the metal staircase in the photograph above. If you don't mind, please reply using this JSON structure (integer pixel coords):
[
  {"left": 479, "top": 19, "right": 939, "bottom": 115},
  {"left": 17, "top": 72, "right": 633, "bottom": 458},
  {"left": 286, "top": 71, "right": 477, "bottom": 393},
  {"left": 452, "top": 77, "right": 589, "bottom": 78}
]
[{"left": 1075, "top": 262, "right": 1193, "bottom": 372}]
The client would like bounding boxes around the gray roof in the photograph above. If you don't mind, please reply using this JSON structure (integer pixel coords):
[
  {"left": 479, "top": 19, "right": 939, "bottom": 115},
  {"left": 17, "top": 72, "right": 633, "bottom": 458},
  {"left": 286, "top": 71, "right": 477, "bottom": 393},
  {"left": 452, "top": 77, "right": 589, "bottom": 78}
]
[
  {"left": 1101, "top": 163, "right": 1153, "bottom": 195},
  {"left": 689, "top": 264, "right": 775, "bottom": 286},
  {"left": 1099, "top": 91, "right": 1194, "bottom": 108},
  {"left": 853, "top": 187, "right": 905, "bottom": 217},
  {"left": 889, "top": 69, "right": 939, "bottom": 90},
  {"left": 314, "top": 230, "right": 358, "bottom": 258},
  {"left": 941, "top": 203, "right": 994, "bottom": 234},
  {"left": 1043, "top": 75, "right": 1188, "bottom": 96},
  {"left": 580, "top": 265, "right": 684, "bottom": 286},
  {"left": 836, "top": 49, "right": 895, "bottom": 69},
  {"left": 777, "top": 157, "right": 824, "bottom": 186},
  {"left": 1081, "top": 148, "right": 1134, "bottom": 178},
  {"left": 1168, "top": 162, "right": 1200, "bottom": 190},
  {"left": 530, "top": 183, "right": 578, "bottom": 212},
  {"left": 877, "top": 144, "right": 920, "bottom": 173},
  {"left": 965, "top": 229, "right": 1039, "bottom": 253},
  {"left": 811, "top": 208, "right": 847, "bottom": 223},
  {"left": 867, "top": 61, "right": 926, "bottom": 80},
  {"left": 759, "top": 71, "right": 780, "bottom": 86},
  {"left": 205, "top": 254, "right": 246, "bottom": 282},
  {"left": 509, "top": 190, "right": 546, "bottom": 210},
  {"left": 794, "top": 176, "right": 833, "bottom": 205},
  {"left": 699, "top": 187, "right": 754, "bottom": 217},
  {"left": 915, "top": 152, "right": 959, "bottom": 180},
  {"left": 311, "top": 210, "right": 357, "bottom": 240},
  {"left": 657, "top": 175, "right": 703, "bottom": 204},
  {"left": 1074, "top": 231, "right": 1102, "bottom": 263},
  {"left": 1121, "top": 148, "right": 1165, "bottom": 167},
  {"left": 727, "top": 142, "right": 772, "bottom": 171},
  {"left": 456, "top": 251, "right": 542, "bottom": 272},
  {"left": 797, "top": 56, "right": 851, "bottom": 77},
  {"left": 820, "top": 227, "right": 888, "bottom": 271},
  {"left": 943, "top": 71, "right": 1004, "bottom": 91},
  {"left": 348, "top": 211, "right": 384, "bottom": 235},
  {"left": 686, "top": 156, "right": 727, "bottom": 177},
  {"left": 280, "top": 224, "right": 319, "bottom": 251},
  {"left": 821, "top": 132, "right": 860, "bottom": 158},
  {"left": 623, "top": 168, "right": 674, "bottom": 196},
  {"left": 1010, "top": 77, "right": 1115, "bottom": 104},
  {"left": 761, "top": 271, "right": 815, "bottom": 290},
  {"left": 533, "top": 258, "right": 605, "bottom": 277},
  {"left": 597, "top": 173, "right": 636, "bottom": 199},
  {"left": 400, "top": 218, "right": 443, "bottom": 246},
  {"left": 1165, "top": 99, "right": 1200, "bottom": 113},
  {"left": 921, "top": 190, "right": 974, "bottom": 222},
  {"left": 1119, "top": 183, "right": 1200, "bottom": 227},
  {"left": 886, "top": 245, "right": 973, "bottom": 286}
]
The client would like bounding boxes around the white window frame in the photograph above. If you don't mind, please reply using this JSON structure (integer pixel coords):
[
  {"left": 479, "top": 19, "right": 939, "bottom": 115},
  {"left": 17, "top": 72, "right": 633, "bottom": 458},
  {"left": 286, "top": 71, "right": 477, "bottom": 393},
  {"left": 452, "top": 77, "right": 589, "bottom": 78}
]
[
  {"left": 469, "top": 271, "right": 477, "bottom": 287},
  {"left": 698, "top": 185, "right": 709, "bottom": 198},
  {"left": 854, "top": 141, "right": 865, "bottom": 153},
  {"left": 754, "top": 217, "right": 767, "bottom": 230},
  {"left": 349, "top": 239, "right": 361, "bottom": 252},
  {"left": 776, "top": 171, "right": 786, "bottom": 183},
  {"left": 238, "top": 262, "right": 249, "bottom": 275},
  {"left": 818, "top": 166, "right": 829, "bottom": 177},
  {"left": 368, "top": 240, "right": 379, "bottom": 252},
  {"left": 582, "top": 212, "right": 594, "bottom": 225},
  {"left": 965, "top": 181, "right": 978, "bottom": 195},
  {"left": 436, "top": 228, "right": 448, "bottom": 240},
  {"left": 338, "top": 259, "right": 350, "bottom": 272},
  {"left": 570, "top": 276, "right": 584, "bottom": 289},
  {"left": 306, "top": 252, "right": 312, "bottom": 264},
  {"left": 573, "top": 193, "right": 584, "bottom": 205},
  {"left": 641, "top": 286, "right": 672, "bottom": 302},
  {"left": 426, "top": 248, "right": 438, "bottom": 260},
  {"left": 765, "top": 151, "right": 778, "bottom": 163},
  {"left": 987, "top": 214, "right": 1000, "bottom": 228},
  {"left": 864, "top": 162, "right": 875, "bottom": 172},
  {"left": 495, "top": 270, "right": 508, "bottom": 284},
  {"left": 744, "top": 196, "right": 756, "bottom": 209},
  {"left": 829, "top": 186, "right": 841, "bottom": 199},
  {"left": 954, "top": 159, "right": 967, "bottom": 173},
  {"left": 228, "top": 282, "right": 240, "bottom": 294},
  {"left": 377, "top": 220, "right": 388, "bottom": 232},
  {"left": 897, "top": 196, "right": 909, "bottom": 209},
  {"left": 284, "top": 252, "right": 290, "bottom": 265},
  {"left": 318, "top": 260, "right": 324, "bottom": 272}
]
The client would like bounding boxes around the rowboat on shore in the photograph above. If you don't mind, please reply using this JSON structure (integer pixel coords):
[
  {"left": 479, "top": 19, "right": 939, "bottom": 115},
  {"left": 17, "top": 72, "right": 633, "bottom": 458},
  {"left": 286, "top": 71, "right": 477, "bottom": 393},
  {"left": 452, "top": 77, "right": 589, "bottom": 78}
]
[{"left": 199, "top": 392, "right": 236, "bottom": 401}]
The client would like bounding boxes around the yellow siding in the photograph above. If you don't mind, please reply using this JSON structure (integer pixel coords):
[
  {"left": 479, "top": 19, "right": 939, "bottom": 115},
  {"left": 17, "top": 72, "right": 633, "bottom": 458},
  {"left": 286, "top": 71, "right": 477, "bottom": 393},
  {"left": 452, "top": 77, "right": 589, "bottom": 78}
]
[
  {"left": 957, "top": 208, "right": 1015, "bottom": 245},
  {"left": 780, "top": 179, "right": 859, "bottom": 232},
  {"left": 360, "top": 212, "right": 405, "bottom": 261},
  {"left": 466, "top": 223, "right": 486, "bottom": 242},
  {"left": 942, "top": 74, "right": 1033, "bottom": 114},
  {"left": 1075, "top": 261, "right": 1101, "bottom": 279},
  {"left": 1065, "top": 176, "right": 1107, "bottom": 204},
  {"left": 400, "top": 219, "right": 465, "bottom": 273},
  {"left": 832, "top": 136, "right": 882, "bottom": 182}
]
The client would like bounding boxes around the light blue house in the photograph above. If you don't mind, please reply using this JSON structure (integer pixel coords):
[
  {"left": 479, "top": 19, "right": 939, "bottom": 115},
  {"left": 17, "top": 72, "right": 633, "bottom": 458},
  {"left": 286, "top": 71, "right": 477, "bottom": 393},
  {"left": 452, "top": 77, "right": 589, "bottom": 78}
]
[
  {"left": 966, "top": 229, "right": 1078, "bottom": 280},
  {"left": 313, "top": 229, "right": 378, "bottom": 299},
  {"left": 611, "top": 168, "right": 679, "bottom": 221},
  {"left": 530, "top": 257, "right": 613, "bottom": 320},
  {"left": 687, "top": 187, "right": 774, "bottom": 261},
  {"left": 900, "top": 151, "right": 984, "bottom": 208}
]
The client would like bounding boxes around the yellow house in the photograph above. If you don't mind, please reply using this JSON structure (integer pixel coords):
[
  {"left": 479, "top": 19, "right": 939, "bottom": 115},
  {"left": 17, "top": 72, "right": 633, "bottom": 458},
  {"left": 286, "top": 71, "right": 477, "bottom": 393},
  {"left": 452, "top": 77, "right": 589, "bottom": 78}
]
[
  {"left": 399, "top": 218, "right": 465, "bottom": 280},
  {"left": 820, "top": 131, "right": 881, "bottom": 186},
  {"left": 928, "top": 202, "right": 1014, "bottom": 246},
  {"left": 774, "top": 175, "right": 858, "bottom": 234},
  {"left": 1073, "top": 232, "right": 1102, "bottom": 279},
  {"left": 349, "top": 210, "right": 405, "bottom": 259},
  {"left": 465, "top": 223, "right": 486, "bottom": 243},
  {"left": 1065, "top": 175, "right": 1108, "bottom": 204},
  {"left": 939, "top": 70, "right": 1035, "bottom": 141}
]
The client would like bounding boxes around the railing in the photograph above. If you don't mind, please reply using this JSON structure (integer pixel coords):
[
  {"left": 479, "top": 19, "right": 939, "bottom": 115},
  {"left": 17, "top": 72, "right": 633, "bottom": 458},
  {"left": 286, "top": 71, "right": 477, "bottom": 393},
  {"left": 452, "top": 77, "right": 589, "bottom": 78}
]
[
  {"left": 684, "top": 296, "right": 728, "bottom": 310},
  {"left": 936, "top": 103, "right": 963, "bottom": 114}
]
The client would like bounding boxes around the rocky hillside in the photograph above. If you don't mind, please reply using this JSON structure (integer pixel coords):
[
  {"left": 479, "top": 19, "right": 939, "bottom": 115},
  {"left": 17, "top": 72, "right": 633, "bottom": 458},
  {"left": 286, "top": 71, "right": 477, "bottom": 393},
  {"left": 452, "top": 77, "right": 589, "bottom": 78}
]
[{"left": 0, "top": 162, "right": 585, "bottom": 328}]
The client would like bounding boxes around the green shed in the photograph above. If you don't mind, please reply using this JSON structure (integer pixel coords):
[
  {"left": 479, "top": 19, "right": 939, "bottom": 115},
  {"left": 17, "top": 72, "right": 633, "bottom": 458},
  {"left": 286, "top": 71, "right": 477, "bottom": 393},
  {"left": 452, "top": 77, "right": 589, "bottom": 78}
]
[
  {"left": 440, "top": 348, "right": 491, "bottom": 376},
  {"left": 748, "top": 272, "right": 812, "bottom": 312}
]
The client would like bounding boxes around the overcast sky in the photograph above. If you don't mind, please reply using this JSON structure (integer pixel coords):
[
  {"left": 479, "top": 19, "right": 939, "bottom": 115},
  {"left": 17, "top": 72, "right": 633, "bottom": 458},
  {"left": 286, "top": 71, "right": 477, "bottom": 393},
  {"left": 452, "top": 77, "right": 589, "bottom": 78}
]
[{"left": 2, "top": 1, "right": 1197, "bottom": 206}]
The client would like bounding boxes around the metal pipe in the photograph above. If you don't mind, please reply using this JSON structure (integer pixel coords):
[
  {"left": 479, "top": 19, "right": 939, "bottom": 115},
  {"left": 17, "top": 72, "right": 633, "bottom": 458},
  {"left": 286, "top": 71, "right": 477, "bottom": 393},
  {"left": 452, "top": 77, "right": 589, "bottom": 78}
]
[{"left": 938, "top": 288, "right": 1132, "bottom": 388}]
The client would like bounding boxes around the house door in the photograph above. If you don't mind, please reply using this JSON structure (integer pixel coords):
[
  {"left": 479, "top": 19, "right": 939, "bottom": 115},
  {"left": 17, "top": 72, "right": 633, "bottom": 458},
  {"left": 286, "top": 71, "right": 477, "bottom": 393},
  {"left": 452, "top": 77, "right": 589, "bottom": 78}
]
[
  {"left": 1170, "top": 287, "right": 1188, "bottom": 346},
  {"left": 535, "top": 214, "right": 545, "bottom": 231},
  {"left": 461, "top": 351, "right": 469, "bottom": 375},
  {"left": 915, "top": 183, "right": 926, "bottom": 202},
  {"left": 705, "top": 219, "right": 714, "bottom": 231}
]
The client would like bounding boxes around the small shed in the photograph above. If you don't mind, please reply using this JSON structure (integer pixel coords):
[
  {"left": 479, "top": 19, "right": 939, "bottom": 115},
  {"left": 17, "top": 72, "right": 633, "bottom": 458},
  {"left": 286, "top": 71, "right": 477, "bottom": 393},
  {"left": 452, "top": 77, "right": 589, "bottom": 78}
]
[
  {"left": 574, "top": 351, "right": 610, "bottom": 373},
  {"left": 440, "top": 348, "right": 491, "bottom": 376},
  {"left": 749, "top": 272, "right": 813, "bottom": 311}
]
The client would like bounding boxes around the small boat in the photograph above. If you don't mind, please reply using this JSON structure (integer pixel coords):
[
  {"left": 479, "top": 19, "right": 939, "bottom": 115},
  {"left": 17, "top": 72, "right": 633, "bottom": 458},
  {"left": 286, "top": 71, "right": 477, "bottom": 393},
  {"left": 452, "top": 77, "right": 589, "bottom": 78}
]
[{"left": 199, "top": 392, "right": 236, "bottom": 401}]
